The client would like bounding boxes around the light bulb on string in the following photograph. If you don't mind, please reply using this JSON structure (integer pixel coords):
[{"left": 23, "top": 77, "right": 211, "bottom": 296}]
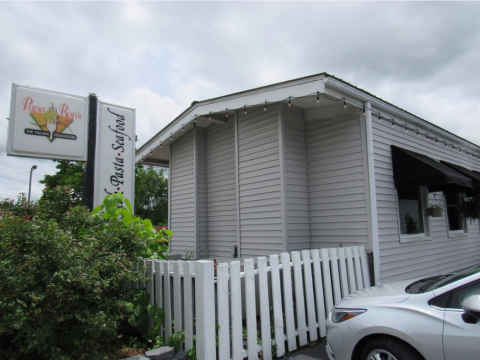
[
  {"left": 244, "top": 106, "right": 247, "bottom": 115},
  {"left": 160, "top": 142, "right": 163, "bottom": 149},
  {"left": 363, "top": 106, "right": 366, "bottom": 116},
  {"left": 444, "top": 141, "right": 447, "bottom": 147},
  {"left": 194, "top": 115, "right": 197, "bottom": 124},
  {"left": 225, "top": 108, "right": 229, "bottom": 118},
  {"left": 208, "top": 112, "right": 212, "bottom": 121},
  {"left": 288, "top": 97, "right": 292, "bottom": 107},
  {"left": 343, "top": 99, "right": 347, "bottom": 109},
  {"left": 316, "top": 92, "right": 320, "bottom": 103},
  {"left": 391, "top": 119, "right": 395, "bottom": 127},
  {"left": 378, "top": 114, "right": 382, "bottom": 122},
  {"left": 416, "top": 129, "right": 419, "bottom": 137},
  {"left": 170, "top": 133, "right": 173, "bottom": 141},
  {"left": 426, "top": 134, "right": 429, "bottom": 141},
  {"left": 264, "top": 101, "right": 267, "bottom": 111},
  {"left": 149, "top": 149, "right": 153, "bottom": 156},
  {"left": 435, "top": 137, "right": 438, "bottom": 144},
  {"left": 404, "top": 124, "right": 408, "bottom": 132}
]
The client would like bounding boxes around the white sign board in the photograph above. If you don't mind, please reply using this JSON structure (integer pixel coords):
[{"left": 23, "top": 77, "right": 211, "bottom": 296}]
[
  {"left": 94, "top": 101, "right": 136, "bottom": 208},
  {"left": 7, "top": 84, "right": 88, "bottom": 160}
]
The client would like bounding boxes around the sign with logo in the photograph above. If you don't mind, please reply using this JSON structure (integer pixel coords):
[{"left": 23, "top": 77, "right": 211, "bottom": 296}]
[
  {"left": 94, "top": 101, "right": 135, "bottom": 207},
  {"left": 7, "top": 84, "right": 88, "bottom": 160}
]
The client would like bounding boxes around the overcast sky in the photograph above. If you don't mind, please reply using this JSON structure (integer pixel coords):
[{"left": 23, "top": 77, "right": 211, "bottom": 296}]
[{"left": 1, "top": 1, "right": 480, "bottom": 201}]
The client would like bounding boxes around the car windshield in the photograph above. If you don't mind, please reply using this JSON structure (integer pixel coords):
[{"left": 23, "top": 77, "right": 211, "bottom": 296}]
[{"left": 405, "top": 264, "right": 480, "bottom": 294}]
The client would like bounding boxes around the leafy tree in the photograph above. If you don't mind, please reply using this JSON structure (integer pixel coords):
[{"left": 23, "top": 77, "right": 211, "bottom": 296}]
[
  {"left": 134, "top": 165, "right": 168, "bottom": 226},
  {"left": 39, "top": 162, "right": 168, "bottom": 226},
  {"left": 39, "top": 161, "right": 83, "bottom": 206}
]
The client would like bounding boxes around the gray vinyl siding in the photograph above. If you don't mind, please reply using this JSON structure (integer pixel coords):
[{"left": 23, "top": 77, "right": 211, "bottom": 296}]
[
  {"left": 372, "top": 110, "right": 480, "bottom": 283},
  {"left": 238, "top": 106, "right": 283, "bottom": 257},
  {"left": 306, "top": 109, "right": 369, "bottom": 248},
  {"left": 170, "top": 130, "right": 195, "bottom": 255},
  {"left": 206, "top": 119, "right": 237, "bottom": 258},
  {"left": 196, "top": 128, "right": 208, "bottom": 257},
  {"left": 284, "top": 105, "right": 310, "bottom": 251}
]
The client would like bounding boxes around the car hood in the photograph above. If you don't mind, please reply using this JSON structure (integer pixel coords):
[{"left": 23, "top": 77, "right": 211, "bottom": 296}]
[{"left": 335, "top": 280, "right": 412, "bottom": 307}]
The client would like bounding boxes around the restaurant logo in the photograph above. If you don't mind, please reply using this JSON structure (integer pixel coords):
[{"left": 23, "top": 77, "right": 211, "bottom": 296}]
[{"left": 22, "top": 96, "right": 80, "bottom": 142}]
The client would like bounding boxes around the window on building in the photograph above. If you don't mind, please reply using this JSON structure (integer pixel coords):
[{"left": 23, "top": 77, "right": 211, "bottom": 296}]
[
  {"left": 398, "top": 186, "right": 426, "bottom": 236},
  {"left": 445, "top": 192, "right": 467, "bottom": 233}
]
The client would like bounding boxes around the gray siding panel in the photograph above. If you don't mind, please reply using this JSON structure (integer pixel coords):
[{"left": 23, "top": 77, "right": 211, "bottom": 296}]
[
  {"left": 238, "top": 107, "right": 283, "bottom": 257},
  {"left": 206, "top": 119, "right": 237, "bottom": 258},
  {"left": 170, "top": 130, "right": 195, "bottom": 255},
  {"left": 284, "top": 105, "right": 310, "bottom": 251},
  {"left": 306, "top": 110, "right": 368, "bottom": 248},
  {"left": 372, "top": 109, "right": 480, "bottom": 283}
]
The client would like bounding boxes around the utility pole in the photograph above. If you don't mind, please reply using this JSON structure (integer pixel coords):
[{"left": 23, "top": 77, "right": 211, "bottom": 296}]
[{"left": 28, "top": 165, "right": 37, "bottom": 201}]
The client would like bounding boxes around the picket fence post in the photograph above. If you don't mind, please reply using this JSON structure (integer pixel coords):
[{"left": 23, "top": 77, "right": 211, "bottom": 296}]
[{"left": 195, "top": 260, "right": 215, "bottom": 360}]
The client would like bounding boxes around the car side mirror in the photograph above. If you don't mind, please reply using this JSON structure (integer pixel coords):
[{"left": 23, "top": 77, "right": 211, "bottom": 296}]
[{"left": 461, "top": 295, "right": 480, "bottom": 324}]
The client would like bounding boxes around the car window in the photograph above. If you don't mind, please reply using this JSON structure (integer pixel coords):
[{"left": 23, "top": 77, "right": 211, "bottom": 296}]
[{"left": 449, "top": 281, "right": 480, "bottom": 309}]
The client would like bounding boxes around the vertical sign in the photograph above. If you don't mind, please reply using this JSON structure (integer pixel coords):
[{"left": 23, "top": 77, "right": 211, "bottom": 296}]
[
  {"left": 94, "top": 101, "right": 136, "bottom": 208},
  {"left": 7, "top": 84, "right": 88, "bottom": 160}
]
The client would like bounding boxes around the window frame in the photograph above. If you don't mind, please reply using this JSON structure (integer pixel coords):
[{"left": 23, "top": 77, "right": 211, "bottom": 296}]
[
  {"left": 397, "top": 185, "right": 432, "bottom": 243},
  {"left": 445, "top": 192, "right": 469, "bottom": 237}
]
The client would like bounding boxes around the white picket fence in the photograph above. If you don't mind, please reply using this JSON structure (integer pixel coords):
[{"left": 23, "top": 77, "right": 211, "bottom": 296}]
[{"left": 140, "top": 245, "right": 371, "bottom": 360}]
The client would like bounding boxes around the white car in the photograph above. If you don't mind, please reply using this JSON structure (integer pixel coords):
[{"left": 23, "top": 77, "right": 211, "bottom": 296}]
[{"left": 326, "top": 264, "right": 480, "bottom": 360}]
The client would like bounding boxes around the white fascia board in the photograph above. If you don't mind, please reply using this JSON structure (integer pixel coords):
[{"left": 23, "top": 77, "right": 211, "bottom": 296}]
[
  {"left": 136, "top": 76, "right": 326, "bottom": 162},
  {"left": 324, "top": 77, "right": 480, "bottom": 152}
]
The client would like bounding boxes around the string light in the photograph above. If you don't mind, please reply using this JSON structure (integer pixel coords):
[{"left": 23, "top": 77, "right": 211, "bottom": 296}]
[{"left": 145, "top": 90, "right": 479, "bottom": 163}]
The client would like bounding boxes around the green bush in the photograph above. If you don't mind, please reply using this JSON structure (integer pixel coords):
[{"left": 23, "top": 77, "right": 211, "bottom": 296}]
[{"left": 0, "top": 189, "right": 171, "bottom": 360}]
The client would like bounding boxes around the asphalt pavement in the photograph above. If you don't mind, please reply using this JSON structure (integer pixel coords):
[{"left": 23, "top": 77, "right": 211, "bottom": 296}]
[{"left": 282, "top": 342, "right": 328, "bottom": 360}]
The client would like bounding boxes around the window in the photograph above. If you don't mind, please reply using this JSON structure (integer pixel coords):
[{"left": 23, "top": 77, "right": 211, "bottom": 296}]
[
  {"left": 445, "top": 192, "right": 468, "bottom": 234},
  {"left": 430, "top": 281, "right": 480, "bottom": 310},
  {"left": 398, "top": 186, "right": 428, "bottom": 237}
]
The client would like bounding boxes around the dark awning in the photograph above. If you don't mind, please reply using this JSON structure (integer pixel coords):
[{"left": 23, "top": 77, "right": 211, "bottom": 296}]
[
  {"left": 391, "top": 145, "right": 473, "bottom": 192},
  {"left": 440, "top": 161, "right": 480, "bottom": 192}
]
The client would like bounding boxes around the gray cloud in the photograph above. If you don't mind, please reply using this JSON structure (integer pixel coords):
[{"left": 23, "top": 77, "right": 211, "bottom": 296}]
[{"left": 1, "top": 1, "right": 479, "bottom": 200}]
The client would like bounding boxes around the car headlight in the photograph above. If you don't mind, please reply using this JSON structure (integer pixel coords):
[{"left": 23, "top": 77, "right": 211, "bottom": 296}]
[{"left": 331, "top": 308, "right": 366, "bottom": 323}]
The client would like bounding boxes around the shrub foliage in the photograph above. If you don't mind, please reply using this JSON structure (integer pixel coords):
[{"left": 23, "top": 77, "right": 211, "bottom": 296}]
[{"left": 0, "top": 188, "right": 171, "bottom": 359}]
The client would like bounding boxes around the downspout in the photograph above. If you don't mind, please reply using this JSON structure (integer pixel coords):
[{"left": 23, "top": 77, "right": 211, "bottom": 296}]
[{"left": 364, "top": 101, "right": 381, "bottom": 285}]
